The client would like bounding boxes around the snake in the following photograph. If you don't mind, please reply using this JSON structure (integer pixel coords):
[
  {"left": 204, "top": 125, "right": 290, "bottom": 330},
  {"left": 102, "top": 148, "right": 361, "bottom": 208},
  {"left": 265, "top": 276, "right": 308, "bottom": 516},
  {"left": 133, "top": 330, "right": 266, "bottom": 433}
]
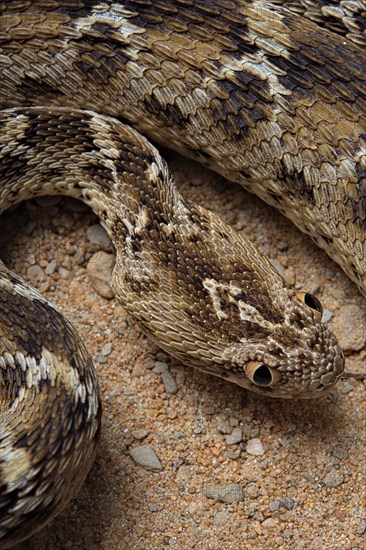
[{"left": 0, "top": 0, "right": 365, "bottom": 547}]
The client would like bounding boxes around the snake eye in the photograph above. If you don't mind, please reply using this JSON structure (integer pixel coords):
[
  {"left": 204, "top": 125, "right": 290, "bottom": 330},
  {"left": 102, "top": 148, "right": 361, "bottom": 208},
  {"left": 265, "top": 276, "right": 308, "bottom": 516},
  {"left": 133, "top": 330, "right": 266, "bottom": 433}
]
[
  {"left": 296, "top": 292, "right": 323, "bottom": 317},
  {"left": 244, "top": 361, "right": 281, "bottom": 387}
]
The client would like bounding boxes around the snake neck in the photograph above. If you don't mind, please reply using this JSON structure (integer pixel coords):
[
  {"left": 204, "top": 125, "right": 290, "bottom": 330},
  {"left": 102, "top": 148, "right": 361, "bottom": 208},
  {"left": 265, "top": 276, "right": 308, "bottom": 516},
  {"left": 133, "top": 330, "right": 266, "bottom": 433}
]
[
  {"left": 0, "top": 108, "right": 178, "bottom": 240},
  {"left": 1, "top": 106, "right": 345, "bottom": 399}
]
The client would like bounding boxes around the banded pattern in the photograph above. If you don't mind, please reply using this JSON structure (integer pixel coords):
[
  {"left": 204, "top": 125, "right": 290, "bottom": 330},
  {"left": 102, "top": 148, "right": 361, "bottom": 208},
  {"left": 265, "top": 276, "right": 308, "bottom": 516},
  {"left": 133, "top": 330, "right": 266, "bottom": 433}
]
[
  {"left": 0, "top": 1, "right": 365, "bottom": 547},
  {"left": 1, "top": 1, "right": 365, "bottom": 294}
]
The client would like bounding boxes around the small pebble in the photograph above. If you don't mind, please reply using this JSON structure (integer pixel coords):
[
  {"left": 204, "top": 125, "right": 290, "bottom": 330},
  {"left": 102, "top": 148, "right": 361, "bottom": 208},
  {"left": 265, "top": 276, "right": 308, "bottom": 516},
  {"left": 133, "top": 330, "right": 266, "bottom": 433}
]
[
  {"left": 155, "top": 351, "right": 169, "bottom": 362},
  {"left": 193, "top": 426, "right": 204, "bottom": 434},
  {"left": 281, "top": 497, "right": 295, "bottom": 510},
  {"left": 86, "top": 251, "right": 115, "bottom": 299},
  {"left": 245, "top": 483, "right": 260, "bottom": 499},
  {"left": 356, "top": 519, "right": 366, "bottom": 535},
  {"left": 332, "top": 446, "right": 348, "bottom": 460},
  {"left": 269, "top": 500, "right": 281, "bottom": 513},
  {"left": 129, "top": 445, "right": 163, "bottom": 471},
  {"left": 333, "top": 304, "right": 366, "bottom": 353},
  {"left": 218, "top": 422, "right": 231, "bottom": 434},
  {"left": 131, "top": 428, "right": 149, "bottom": 440},
  {"left": 341, "top": 381, "right": 355, "bottom": 395},
  {"left": 101, "top": 342, "right": 113, "bottom": 357},
  {"left": 27, "top": 265, "right": 45, "bottom": 283},
  {"left": 58, "top": 267, "right": 72, "bottom": 280},
  {"left": 45, "top": 260, "right": 58, "bottom": 275},
  {"left": 250, "top": 427, "right": 260, "bottom": 438},
  {"left": 244, "top": 500, "right": 259, "bottom": 517},
  {"left": 214, "top": 511, "right": 232, "bottom": 525},
  {"left": 258, "top": 459, "right": 268, "bottom": 470},
  {"left": 86, "top": 223, "right": 112, "bottom": 251},
  {"left": 226, "top": 427, "right": 243, "bottom": 445},
  {"left": 246, "top": 438, "right": 265, "bottom": 456},
  {"left": 203, "top": 405, "right": 215, "bottom": 415},
  {"left": 261, "top": 518, "right": 278, "bottom": 529},
  {"left": 226, "top": 448, "right": 241, "bottom": 460},
  {"left": 204, "top": 483, "right": 245, "bottom": 504},
  {"left": 152, "top": 360, "right": 178, "bottom": 393},
  {"left": 161, "top": 368, "right": 178, "bottom": 394},
  {"left": 323, "top": 468, "right": 344, "bottom": 488},
  {"left": 153, "top": 361, "right": 169, "bottom": 373},
  {"left": 322, "top": 309, "right": 334, "bottom": 323}
]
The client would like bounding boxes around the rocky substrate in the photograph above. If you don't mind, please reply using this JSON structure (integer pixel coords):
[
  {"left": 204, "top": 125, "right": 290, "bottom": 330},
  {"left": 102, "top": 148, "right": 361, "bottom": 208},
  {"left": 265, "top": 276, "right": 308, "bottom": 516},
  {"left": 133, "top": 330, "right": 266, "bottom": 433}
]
[{"left": 2, "top": 152, "right": 365, "bottom": 550}]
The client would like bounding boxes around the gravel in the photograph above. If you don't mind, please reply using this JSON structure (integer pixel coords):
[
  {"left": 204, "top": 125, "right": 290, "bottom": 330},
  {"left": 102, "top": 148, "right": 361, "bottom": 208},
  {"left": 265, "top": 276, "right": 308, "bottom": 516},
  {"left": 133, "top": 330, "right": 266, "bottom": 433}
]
[
  {"left": 323, "top": 468, "right": 345, "bottom": 488},
  {"left": 2, "top": 157, "right": 365, "bottom": 549},
  {"left": 129, "top": 445, "right": 163, "bottom": 471},
  {"left": 86, "top": 251, "right": 115, "bottom": 299},
  {"left": 225, "top": 426, "right": 243, "bottom": 445},
  {"left": 246, "top": 438, "right": 265, "bottom": 456},
  {"left": 204, "top": 483, "right": 245, "bottom": 504},
  {"left": 86, "top": 223, "right": 113, "bottom": 251}
]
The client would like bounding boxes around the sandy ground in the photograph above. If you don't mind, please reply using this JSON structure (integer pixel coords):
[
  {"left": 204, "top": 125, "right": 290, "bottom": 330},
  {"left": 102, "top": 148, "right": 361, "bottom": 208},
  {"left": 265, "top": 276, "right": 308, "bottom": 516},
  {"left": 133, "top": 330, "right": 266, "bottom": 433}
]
[{"left": 2, "top": 152, "right": 365, "bottom": 550}]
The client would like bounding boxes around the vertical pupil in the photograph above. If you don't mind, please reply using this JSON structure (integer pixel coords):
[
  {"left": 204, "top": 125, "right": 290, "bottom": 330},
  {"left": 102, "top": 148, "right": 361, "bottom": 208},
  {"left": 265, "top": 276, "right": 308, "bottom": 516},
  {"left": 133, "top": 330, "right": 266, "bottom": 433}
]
[{"left": 304, "top": 293, "right": 322, "bottom": 312}]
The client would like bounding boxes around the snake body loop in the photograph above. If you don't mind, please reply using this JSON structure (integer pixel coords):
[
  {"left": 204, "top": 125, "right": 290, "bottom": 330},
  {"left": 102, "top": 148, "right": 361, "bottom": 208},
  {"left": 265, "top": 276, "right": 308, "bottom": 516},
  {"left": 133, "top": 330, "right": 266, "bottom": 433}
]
[{"left": 0, "top": 1, "right": 365, "bottom": 547}]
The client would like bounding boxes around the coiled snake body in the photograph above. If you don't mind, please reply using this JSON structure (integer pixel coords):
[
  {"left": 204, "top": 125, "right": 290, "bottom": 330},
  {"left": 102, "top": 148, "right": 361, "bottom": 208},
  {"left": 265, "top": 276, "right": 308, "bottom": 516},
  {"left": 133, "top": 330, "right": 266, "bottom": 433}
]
[{"left": 0, "top": 1, "right": 365, "bottom": 546}]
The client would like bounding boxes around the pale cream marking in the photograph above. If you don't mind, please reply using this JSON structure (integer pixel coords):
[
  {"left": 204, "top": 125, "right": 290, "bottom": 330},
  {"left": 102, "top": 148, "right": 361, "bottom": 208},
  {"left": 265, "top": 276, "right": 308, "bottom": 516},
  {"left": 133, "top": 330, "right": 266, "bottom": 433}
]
[
  {"left": 203, "top": 278, "right": 280, "bottom": 331},
  {"left": 135, "top": 207, "right": 149, "bottom": 233},
  {"left": 202, "top": 278, "right": 229, "bottom": 320}
]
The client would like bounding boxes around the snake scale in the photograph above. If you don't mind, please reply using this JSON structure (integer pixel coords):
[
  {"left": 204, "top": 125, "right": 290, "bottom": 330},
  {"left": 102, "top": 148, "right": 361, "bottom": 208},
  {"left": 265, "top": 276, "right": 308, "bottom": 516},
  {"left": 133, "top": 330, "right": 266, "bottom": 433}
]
[{"left": 0, "top": 0, "right": 365, "bottom": 546}]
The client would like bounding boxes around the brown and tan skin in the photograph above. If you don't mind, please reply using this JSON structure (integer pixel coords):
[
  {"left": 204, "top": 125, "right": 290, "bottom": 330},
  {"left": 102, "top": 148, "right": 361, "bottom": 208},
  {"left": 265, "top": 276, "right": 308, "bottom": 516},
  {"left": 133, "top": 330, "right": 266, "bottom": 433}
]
[{"left": 0, "top": 1, "right": 364, "bottom": 547}]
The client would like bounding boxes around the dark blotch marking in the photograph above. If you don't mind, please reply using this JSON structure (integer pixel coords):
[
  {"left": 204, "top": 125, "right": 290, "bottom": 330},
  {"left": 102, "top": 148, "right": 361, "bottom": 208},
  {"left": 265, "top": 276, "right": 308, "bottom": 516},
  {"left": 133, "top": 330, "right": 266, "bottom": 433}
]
[
  {"left": 20, "top": 76, "right": 60, "bottom": 99},
  {"left": 350, "top": 166, "right": 366, "bottom": 229},
  {"left": 278, "top": 160, "right": 315, "bottom": 204}
]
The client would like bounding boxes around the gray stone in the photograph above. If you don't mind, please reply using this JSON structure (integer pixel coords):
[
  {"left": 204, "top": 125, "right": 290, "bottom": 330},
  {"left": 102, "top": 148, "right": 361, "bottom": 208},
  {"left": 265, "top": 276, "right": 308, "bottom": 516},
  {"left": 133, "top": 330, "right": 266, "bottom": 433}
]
[
  {"left": 261, "top": 518, "right": 278, "bottom": 529},
  {"left": 333, "top": 304, "right": 366, "bottom": 353},
  {"left": 27, "top": 265, "right": 45, "bottom": 284},
  {"left": 58, "top": 267, "right": 72, "bottom": 280},
  {"left": 204, "top": 482, "right": 245, "bottom": 504},
  {"left": 101, "top": 342, "right": 113, "bottom": 356},
  {"left": 332, "top": 446, "right": 348, "bottom": 460},
  {"left": 226, "top": 427, "right": 243, "bottom": 445},
  {"left": 269, "top": 500, "right": 281, "bottom": 512},
  {"left": 246, "top": 438, "right": 265, "bottom": 456},
  {"left": 356, "top": 519, "right": 366, "bottom": 535},
  {"left": 323, "top": 468, "right": 344, "bottom": 488},
  {"left": 218, "top": 422, "right": 231, "bottom": 434},
  {"left": 214, "top": 510, "right": 232, "bottom": 525},
  {"left": 131, "top": 428, "right": 149, "bottom": 440},
  {"left": 161, "top": 368, "right": 178, "bottom": 394},
  {"left": 45, "top": 260, "right": 58, "bottom": 275},
  {"left": 86, "top": 223, "right": 112, "bottom": 251},
  {"left": 129, "top": 445, "right": 163, "bottom": 471},
  {"left": 341, "top": 381, "right": 356, "bottom": 395},
  {"left": 322, "top": 309, "right": 334, "bottom": 323},
  {"left": 153, "top": 361, "right": 169, "bottom": 373},
  {"left": 87, "top": 251, "right": 115, "bottom": 299},
  {"left": 281, "top": 497, "right": 295, "bottom": 510},
  {"left": 244, "top": 500, "right": 259, "bottom": 517}
]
